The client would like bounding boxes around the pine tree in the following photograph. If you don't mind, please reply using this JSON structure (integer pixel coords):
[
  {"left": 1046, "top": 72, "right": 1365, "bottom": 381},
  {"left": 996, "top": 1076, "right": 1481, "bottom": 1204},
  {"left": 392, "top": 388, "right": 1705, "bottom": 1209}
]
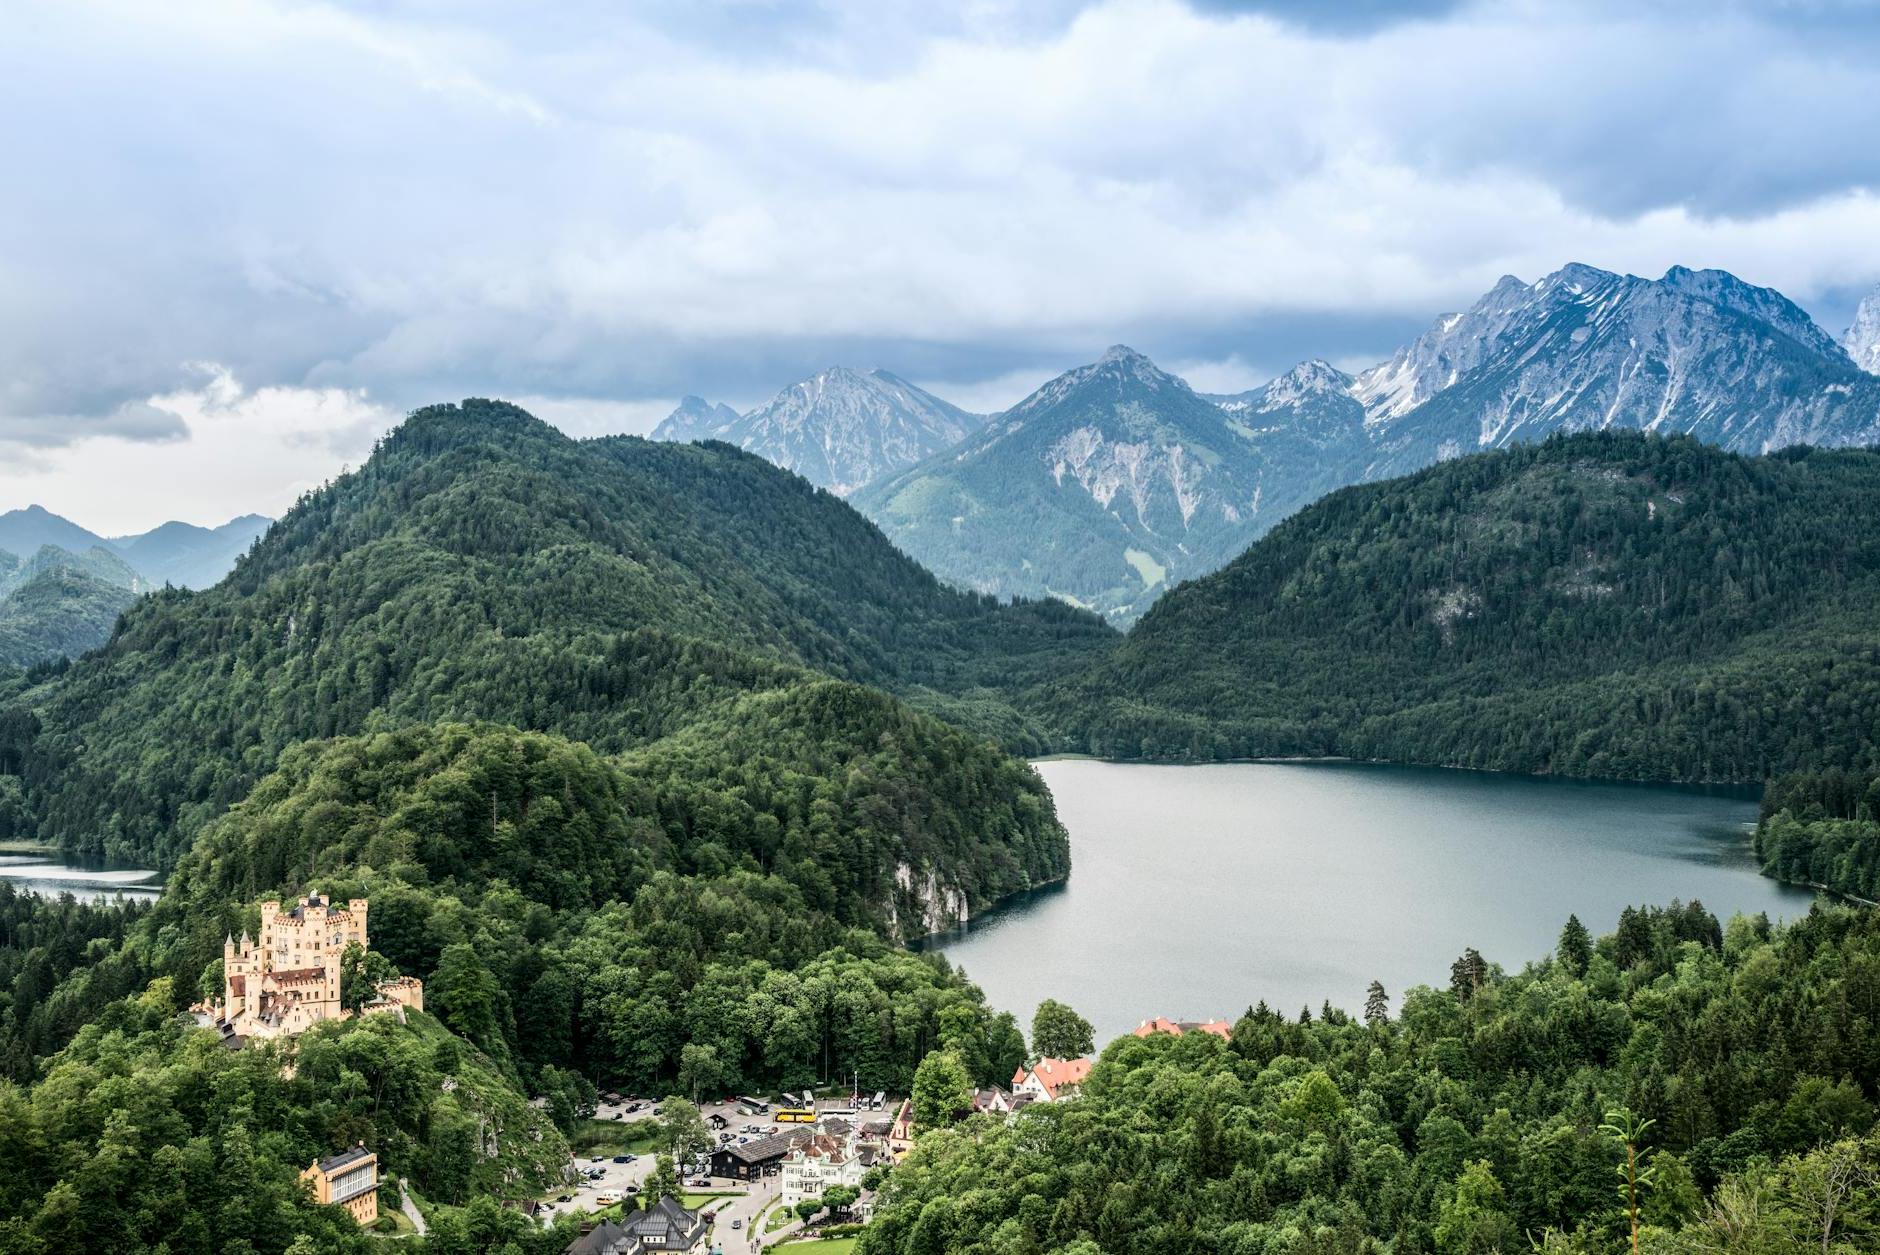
[
  {"left": 1558, "top": 914, "right": 1592, "bottom": 976},
  {"left": 1364, "top": 980, "right": 1389, "bottom": 1028},
  {"left": 1450, "top": 948, "right": 1488, "bottom": 1003}
]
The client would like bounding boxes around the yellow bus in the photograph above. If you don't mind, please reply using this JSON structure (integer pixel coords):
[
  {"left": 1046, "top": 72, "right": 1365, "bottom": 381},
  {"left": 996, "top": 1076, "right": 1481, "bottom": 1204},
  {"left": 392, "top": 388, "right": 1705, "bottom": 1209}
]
[{"left": 775, "top": 1107, "right": 815, "bottom": 1123}]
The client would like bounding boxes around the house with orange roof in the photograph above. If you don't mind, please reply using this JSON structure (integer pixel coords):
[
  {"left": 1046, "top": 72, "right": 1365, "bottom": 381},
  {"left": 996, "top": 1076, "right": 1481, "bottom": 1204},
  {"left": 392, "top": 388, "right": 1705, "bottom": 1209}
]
[{"left": 1011, "top": 1056, "right": 1093, "bottom": 1102}]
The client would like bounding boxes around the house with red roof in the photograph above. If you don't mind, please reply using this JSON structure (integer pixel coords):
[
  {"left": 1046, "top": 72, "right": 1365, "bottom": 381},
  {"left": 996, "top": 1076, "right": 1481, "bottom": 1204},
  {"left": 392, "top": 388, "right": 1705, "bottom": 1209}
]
[{"left": 1011, "top": 1056, "right": 1093, "bottom": 1102}]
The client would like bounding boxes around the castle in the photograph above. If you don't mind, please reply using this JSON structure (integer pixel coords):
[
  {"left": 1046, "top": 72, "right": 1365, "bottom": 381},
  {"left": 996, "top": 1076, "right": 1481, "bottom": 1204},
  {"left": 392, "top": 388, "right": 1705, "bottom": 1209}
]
[{"left": 216, "top": 892, "right": 422, "bottom": 1040}]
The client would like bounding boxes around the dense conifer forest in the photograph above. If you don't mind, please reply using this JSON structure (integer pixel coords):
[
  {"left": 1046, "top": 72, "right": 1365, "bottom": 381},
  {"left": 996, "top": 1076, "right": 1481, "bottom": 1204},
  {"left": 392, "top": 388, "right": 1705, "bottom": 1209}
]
[{"left": 1044, "top": 432, "right": 1880, "bottom": 783}]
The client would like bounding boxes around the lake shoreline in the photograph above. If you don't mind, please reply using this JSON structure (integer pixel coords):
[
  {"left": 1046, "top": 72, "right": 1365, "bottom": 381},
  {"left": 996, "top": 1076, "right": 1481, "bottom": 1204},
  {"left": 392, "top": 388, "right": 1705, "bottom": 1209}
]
[
  {"left": 939, "top": 758, "right": 1808, "bottom": 1042},
  {"left": 1032, "top": 753, "right": 1762, "bottom": 798}
]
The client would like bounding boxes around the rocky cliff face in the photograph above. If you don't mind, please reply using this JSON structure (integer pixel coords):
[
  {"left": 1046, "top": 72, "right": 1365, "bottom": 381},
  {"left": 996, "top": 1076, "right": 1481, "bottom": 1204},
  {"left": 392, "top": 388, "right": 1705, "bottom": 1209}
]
[{"left": 1847, "top": 285, "right": 1880, "bottom": 375}]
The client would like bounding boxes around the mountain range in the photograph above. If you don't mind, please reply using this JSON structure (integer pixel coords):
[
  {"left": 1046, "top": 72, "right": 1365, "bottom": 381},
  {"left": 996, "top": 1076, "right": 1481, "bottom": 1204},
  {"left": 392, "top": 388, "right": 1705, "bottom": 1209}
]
[
  {"left": 854, "top": 346, "right": 1296, "bottom": 618},
  {"left": 849, "top": 263, "right": 1880, "bottom": 619},
  {"left": 651, "top": 366, "right": 984, "bottom": 496},
  {"left": 0, "top": 544, "right": 143, "bottom": 668},
  {"left": 0, "top": 506, "right": 270, "bottom": 591},
  {"left": 0, "top": 507, "right": 271, "bottom": 666}
]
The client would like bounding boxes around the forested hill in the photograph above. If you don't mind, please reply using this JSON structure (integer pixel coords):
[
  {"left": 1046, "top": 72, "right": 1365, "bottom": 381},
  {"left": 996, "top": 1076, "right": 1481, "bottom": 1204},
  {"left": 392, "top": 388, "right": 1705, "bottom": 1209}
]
[
  {"left": 0, "top": 399, "right": 1109, "bottom": 877},
  {"left": 1043, "top": 431, "right": 1880, "bottom": 782}
]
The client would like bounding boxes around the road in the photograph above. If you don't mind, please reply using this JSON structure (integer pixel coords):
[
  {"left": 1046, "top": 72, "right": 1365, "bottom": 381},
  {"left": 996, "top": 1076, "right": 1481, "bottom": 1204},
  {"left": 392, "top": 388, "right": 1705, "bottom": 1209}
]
[{"left": 398, "top": 1179, "right": 428, "bottom": 1236}]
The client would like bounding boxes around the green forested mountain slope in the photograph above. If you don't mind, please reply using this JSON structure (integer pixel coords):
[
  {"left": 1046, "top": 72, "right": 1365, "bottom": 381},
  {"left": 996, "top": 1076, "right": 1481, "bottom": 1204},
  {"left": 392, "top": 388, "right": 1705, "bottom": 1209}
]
[
  {"left": 0, "top": 566, "right": 136, "bottom": 668},
  {"left": 1045, "top": 432, "right": 1880, "bottom": 782},
  {"left": 0, "top": 719, "right": 1044, "bottom": 1248},
  {"left": 0, "top": 399, "right": 1108, "bottom": 874},
  {"left": 0, "top": 544, "right": 144, "bottom": 667}
]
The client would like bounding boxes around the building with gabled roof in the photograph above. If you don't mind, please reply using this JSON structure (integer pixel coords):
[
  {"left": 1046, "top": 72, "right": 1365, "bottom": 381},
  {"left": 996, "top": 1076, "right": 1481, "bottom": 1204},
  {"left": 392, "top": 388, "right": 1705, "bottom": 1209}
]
[
  {"left": 565, "top": 1196, "right": 709, "bottom": 1253},
  {"left": 1012, "top": 1056, "right": 1093, "bottom": 1102}
]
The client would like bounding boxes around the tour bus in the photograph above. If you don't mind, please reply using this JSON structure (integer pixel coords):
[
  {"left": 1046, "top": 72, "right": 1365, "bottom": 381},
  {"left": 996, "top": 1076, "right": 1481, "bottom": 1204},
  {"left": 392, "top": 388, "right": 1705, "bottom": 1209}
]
[
  {"left": 775, "top": 1106, "right": 816, "bottom": 1123},
  {"left": 735, "top": 1095, "right": 771, "bottom": 1115},
  {"left": 872, "top": 1091, "right": 886, "bottom": 1110}
]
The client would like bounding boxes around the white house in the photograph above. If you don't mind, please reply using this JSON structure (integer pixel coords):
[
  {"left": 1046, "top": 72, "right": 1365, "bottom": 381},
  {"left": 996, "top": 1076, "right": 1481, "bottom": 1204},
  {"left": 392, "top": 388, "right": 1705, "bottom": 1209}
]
[{"left": 779, "top": 1133, "right": 865, "bottom": 1205}]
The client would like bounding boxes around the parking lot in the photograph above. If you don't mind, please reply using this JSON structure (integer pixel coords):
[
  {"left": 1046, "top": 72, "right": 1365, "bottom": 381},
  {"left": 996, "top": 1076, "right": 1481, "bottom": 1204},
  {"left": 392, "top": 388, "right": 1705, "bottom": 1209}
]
[{"left": 537, "top": 1095, "right": 787, "bottom": 1228}]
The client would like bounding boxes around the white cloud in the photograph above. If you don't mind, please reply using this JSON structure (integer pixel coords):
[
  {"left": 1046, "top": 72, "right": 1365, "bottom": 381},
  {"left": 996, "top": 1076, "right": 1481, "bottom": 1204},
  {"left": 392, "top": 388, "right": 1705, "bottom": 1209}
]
[
  {"left": 5, "top": 0, "right": 1880, "bottom": 526},
  {"left": 0, "top": 369, "right": 396, "bottom": 533}
]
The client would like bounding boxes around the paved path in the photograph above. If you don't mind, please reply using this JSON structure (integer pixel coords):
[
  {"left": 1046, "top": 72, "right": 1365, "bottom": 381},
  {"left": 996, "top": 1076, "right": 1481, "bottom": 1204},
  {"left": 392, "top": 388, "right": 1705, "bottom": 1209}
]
[{"left": 398, "top": 1179, "right": 428, "bottom": 1236}]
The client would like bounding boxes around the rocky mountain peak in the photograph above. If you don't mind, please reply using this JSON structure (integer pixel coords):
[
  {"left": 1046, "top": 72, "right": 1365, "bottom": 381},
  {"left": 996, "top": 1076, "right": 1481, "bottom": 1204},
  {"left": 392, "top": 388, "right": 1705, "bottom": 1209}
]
[
  {"left": 653, "top": 395, "right": 741, "bottom": 443},
  {"left": 1846, "top": 284, "right": 1880, "bottom": 375}
]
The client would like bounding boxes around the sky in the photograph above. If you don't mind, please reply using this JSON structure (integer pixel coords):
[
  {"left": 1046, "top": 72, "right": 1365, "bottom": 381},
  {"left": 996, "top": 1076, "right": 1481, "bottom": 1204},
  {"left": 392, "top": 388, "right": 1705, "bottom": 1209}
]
[{"left": 4, "top": 0, "right": 1880, "bottom": 531}]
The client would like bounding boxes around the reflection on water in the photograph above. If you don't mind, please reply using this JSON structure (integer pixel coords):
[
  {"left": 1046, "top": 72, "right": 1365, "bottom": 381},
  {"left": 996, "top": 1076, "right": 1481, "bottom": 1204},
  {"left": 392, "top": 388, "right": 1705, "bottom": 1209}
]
[
  {"left": 0, "top": 853, "right": 162, "bottom": 900},
  {"left": 930, "top": 760, "right": 1814, "bottom": 1044}
]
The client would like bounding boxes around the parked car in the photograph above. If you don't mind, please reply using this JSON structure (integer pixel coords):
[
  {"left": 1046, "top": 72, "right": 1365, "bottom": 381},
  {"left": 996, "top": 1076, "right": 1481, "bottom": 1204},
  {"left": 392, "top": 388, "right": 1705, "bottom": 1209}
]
[
  {"left": 557, "top": 1195, "right": 572, "bottom": 1203},
  {"left": 595, "top": 1191, "right": 620, "bottom": 1206},
  {"left": 621, "top": 1154, "right": 637, "bottom": 1163},
  {"left": 623, "top": 1184, "right": 640, "bottom": 1194},
  {"left": 612, "top": 1155, "right": 630, "bottom": 1163},
  {"left": 589, "top": 1156, "right": 604, "bottom": 1163},
  {"left": 689, "top": 1178, "right": 710, "bottom": 1187},
  {"left": 612, "top": 1112, "right": 623, "bottom": 1120},
  {"left": 731, "top": 1220, "right": 743, "bottom": 1230}
]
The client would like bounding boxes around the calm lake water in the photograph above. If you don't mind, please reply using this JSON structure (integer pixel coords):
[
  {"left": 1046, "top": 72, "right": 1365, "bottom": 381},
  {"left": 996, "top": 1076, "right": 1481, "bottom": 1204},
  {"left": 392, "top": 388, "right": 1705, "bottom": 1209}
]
[
  {"left": 929, "top": 759, "right": 1817, "bottom": 1044},
  {"left": 0, "top": 853, "right": 162, "bottom": 900}
]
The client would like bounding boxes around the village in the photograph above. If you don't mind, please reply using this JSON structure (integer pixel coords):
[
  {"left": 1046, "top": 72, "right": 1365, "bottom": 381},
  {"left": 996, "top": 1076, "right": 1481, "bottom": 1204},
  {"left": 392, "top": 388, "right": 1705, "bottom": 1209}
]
[{"left": 189, "top": 891, "right": 1233, "bottom": 1253}]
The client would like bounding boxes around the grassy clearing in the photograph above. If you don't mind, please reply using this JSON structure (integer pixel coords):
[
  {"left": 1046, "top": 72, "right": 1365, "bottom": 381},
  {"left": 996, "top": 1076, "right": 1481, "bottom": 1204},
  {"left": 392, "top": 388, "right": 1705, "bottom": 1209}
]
[
  {"left": 776, "top": 1238, "right": 860, "bottom": 1254},
  {"left": 1123, "top": 547, "right": 1166, "bottom": 589}
]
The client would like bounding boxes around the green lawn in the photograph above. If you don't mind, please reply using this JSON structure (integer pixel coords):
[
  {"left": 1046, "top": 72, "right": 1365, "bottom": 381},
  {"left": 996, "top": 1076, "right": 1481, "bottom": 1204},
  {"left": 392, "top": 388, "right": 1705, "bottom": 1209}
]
[
  {"left": 763, "top": 1203, "right": 795, "bottom": 1234},
  {"left": 775, "top": 1238, "right": 859, "bottom": 1254},
  {"left": 366, "top": 1202, "right": 417, "bottom": 1238}
]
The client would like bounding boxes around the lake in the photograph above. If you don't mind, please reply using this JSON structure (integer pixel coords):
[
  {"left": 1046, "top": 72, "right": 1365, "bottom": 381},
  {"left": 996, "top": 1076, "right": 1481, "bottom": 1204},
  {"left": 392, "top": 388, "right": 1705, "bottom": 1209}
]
[
  {"left": 0, "top": 853, "right": 162, "bottom": 901},
  {"left": 928, "top": 759, "right": 1817, "bottom": 1044}
]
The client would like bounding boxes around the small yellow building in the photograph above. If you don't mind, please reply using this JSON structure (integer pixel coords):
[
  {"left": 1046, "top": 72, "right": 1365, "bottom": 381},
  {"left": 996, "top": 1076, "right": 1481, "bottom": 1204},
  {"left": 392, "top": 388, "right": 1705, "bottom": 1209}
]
[{"left": 301, "top": 1145, "right": 379, "bottom": 1226}]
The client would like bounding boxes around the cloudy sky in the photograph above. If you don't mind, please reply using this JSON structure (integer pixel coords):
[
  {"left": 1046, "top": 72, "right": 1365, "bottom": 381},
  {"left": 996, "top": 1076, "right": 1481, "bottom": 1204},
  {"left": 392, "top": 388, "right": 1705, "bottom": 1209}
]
[{"left": 4, "top": 0, "right": 1880, "bottom": 530}]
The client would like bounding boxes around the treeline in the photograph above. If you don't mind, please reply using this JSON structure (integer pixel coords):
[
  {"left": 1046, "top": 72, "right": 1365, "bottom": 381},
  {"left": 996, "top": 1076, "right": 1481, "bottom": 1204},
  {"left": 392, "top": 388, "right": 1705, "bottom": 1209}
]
[
  {"left": 1042, "top": 433, "right": 1880, "bottom": 783},
  {"left": 1756, "top": 768, "right": 1880, "bottom": 902},
  {"left": 863, "top": 902, "right": 1880, "bottom": 1254}
]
